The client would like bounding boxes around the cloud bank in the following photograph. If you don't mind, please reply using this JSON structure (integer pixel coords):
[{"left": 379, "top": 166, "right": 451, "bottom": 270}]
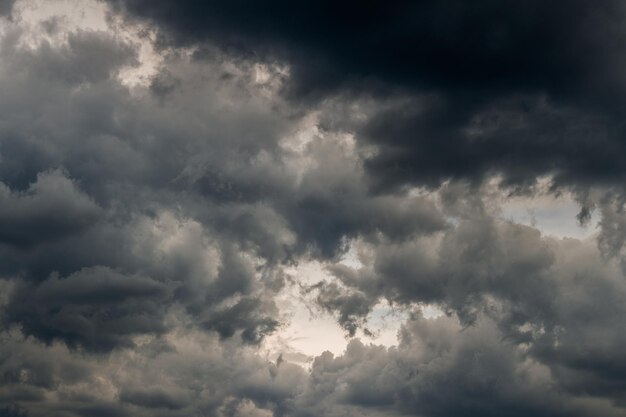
[{"left": 1, "top": 1, "right": 626, "bottom": 416}]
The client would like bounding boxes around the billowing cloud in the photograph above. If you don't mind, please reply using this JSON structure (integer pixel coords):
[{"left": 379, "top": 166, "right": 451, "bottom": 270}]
[
  {"left": 1, "top": 1, "right": 626, "bottom": 417},
  {"left": 104, "top": 0, "right": 626, "bottom": 189},
  {"left": 0, "top": 170, "right": 101, "bottom": 247}
]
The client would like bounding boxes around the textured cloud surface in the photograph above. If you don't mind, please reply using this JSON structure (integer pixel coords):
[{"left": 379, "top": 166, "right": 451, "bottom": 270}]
[{"left": 1, "top": 1, "right": 626, "bottom": 416}]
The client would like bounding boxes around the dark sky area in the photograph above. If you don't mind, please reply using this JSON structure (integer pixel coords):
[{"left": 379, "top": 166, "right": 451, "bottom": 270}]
[{"left": 2, "top": 1, "right": 626, "bottom": 416}]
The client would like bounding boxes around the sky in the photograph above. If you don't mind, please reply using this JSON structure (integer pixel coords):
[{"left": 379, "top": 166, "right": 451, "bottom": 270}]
[{"left": 1, "top": 1, "right": 626, "bottom": 416}]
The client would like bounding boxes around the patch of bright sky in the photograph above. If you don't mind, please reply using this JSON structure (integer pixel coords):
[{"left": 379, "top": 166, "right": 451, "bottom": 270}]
[
  {"left": 263, "top": 242, "right": 443, "bottom": 366},
  {"left": 263, "top": 260, "right": 351, "bottom": 366},
  {"left": 497, "top": 178, "right": 600, "bottom": 240},
  {"left": 262, "top": 259, "right": 413, "bottom": 367},
  {"left": 412, "top": 176, "right": 601, "bottom": 240},
  {"left": 500, "top": 195, "right": 599, "bottom": 239}
]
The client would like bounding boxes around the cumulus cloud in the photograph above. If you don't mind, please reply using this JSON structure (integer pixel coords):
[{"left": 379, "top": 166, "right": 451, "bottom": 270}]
[
  {"left": 291, "top": 313, "right": 616, "bottom": 417},
  {"left": 1, "top": 1, "right": 626, "bottom": 416},
  {"left": 4, "top": 266, "right": 170, "bottom": 351},
  {"left": 0, "top": 170, "right": 100, "bottom": 247},
  {"left": 105, "top": 0, "right": 626, "bottom": 189}
]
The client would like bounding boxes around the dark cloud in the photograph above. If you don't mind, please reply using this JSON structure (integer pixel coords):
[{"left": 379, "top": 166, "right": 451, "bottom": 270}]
[
  {"left": 103, "top": 0, "right": 625, "bottom": 98},
  {"left": 103, "top": 0, "right": 626, "bottom": 190},
  {"left": 301, "top": 313, "right": 603, "bottom": 417},
  {"left": 4, "top": 266, "right": 170, "bottom": 351},
  {"left": 0, "top": 25, "right": 293, "bottom": 350},
  {"left": 0, "top": 170, "right": 101, "bottom": 247},
  {"left": 1, "top": 3, "right": 626, "bottom": 417},
  {"left": 306, "top": 186, "right": 626, "bottom": 413},
  {"left": 0, "top": 0, "right": 14, "bottom": 16},
  {"left": 596, "top": 194, "right": 626, "bottom": 259},
  {"left": 278, "top": 307, "right": 626, "bottom": 417},
  {"left": 119, "top": 388, "right": 187, "bottom": 410},
  {"left": 0, "top": 406, "right": 28, "bottom": 417},
  {"left": 357, "top": 93, "right": 626, "bottom": 189},
  {"left": 311, "top": 183, "right": 556, "bottom": 329},
  {"left": 0, "top": 327, "right": 308, "bottom": 417}
]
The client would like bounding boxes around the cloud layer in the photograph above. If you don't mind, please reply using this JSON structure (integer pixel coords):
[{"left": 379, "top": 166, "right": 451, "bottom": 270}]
[{"left": 1, "top": 1, "right": 626, "bottom": 416}]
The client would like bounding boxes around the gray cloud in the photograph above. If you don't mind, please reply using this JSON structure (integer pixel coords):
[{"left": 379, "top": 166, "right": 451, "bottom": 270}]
[
  {"left": 4, "top": 266, "right": 170, "bottom": 351},
  {"left": 104, "top": 0, "right": 626, "bottom": 190},
  {"left": 290, "top": 313, "right": 614, "bottom": 417},
  {"left": 307, "top": 186, "right": 626, "bottom": 413},
  {"left": 119, "top": 388, "right": 188, "bottom": 410},
  {"left": 1, "top": 2, "right": 626, "bottom": 417},
  {"left": 0, "top": 0, "right": 14, "bottom": 16},
  {"left": 0, "top": 170, "right": 101, "bottom": 247}
]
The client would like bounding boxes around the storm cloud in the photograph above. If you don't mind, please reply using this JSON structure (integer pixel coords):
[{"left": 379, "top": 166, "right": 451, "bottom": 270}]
[
  {"left": 1, "top": 1, "right": 626, "bottom": 416},
  {"left": 105, "top": 0, "right": 626, "bottom": 189}
]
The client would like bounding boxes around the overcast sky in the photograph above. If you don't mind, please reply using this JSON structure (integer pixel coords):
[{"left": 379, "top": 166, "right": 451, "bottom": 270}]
[{"left": 1, "top": 1, "right": 626, "bottom": 416}]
